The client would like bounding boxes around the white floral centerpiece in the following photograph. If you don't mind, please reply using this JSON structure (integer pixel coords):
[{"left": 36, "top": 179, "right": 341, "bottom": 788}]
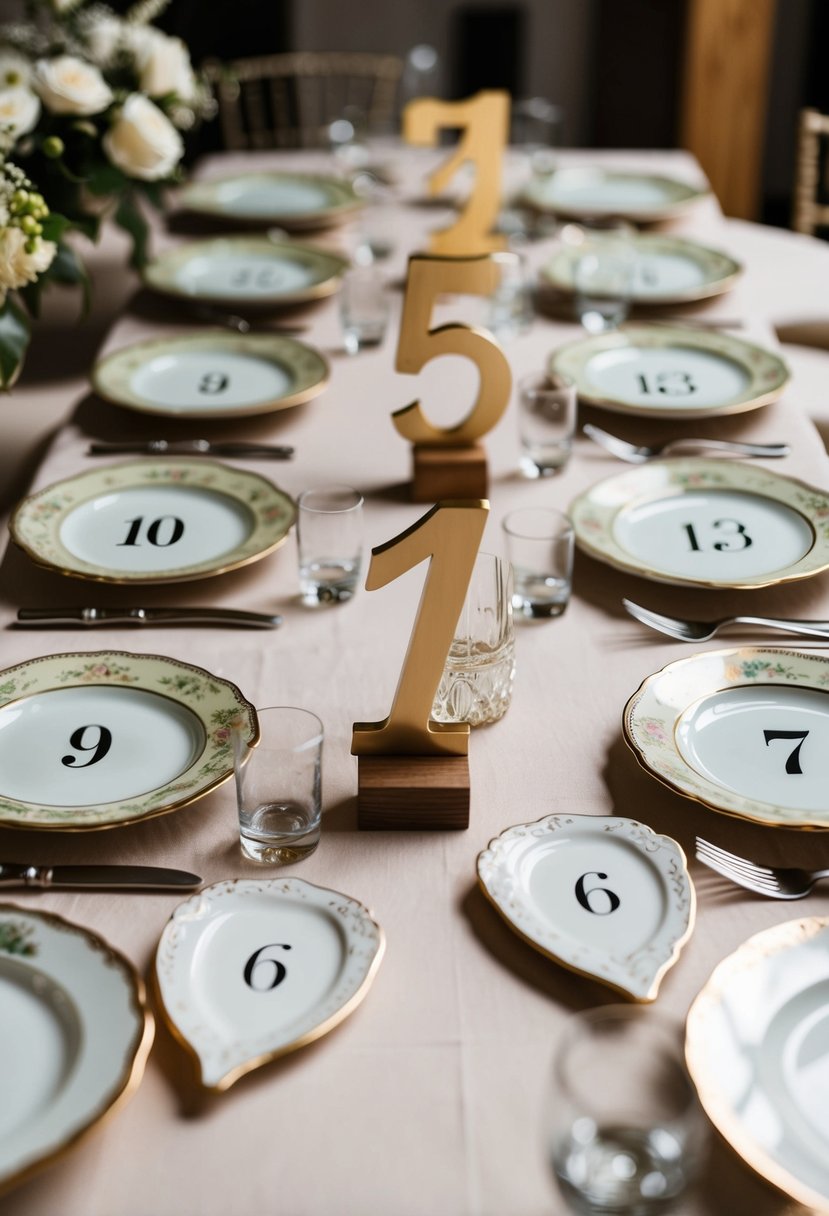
[{"left": 0, "top": 0, "right": 214, "bottom": 387}]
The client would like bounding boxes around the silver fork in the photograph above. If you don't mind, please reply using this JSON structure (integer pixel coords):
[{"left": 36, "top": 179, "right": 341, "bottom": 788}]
[
  {"left": 622, "top": 598, "right": 829, "bottom": 642},
  {"left": 695, "top": 837, "right": 829, "bottom": 899},
  {"left": 583, "top": 424, "right": 790, "bottom": 463}
]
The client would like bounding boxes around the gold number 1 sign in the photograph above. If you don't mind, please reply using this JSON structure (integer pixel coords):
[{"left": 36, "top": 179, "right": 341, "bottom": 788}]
[
  {"left": 403, "top": 90, "right": 509, "bottom": 256},
  {"left": 352, "top": 500, "right": 488, "bottom": 757}
]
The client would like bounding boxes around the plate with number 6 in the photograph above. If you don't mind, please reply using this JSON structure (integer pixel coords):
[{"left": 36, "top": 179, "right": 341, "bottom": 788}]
[
  {"left": 625, "top": 647, "right": 829, "bottom": 830},
  {"left": 477, "top": 814, "right": 695, "bottom": 1001}
]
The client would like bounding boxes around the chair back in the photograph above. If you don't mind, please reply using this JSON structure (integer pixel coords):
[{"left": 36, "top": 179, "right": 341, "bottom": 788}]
[{"left": 793, "top": 108, "right": 829, "bottom": 236}]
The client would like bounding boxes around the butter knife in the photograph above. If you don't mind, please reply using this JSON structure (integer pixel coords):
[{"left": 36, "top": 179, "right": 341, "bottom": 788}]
[
  {"left": 0, "top": 862, "right": 201, "bottom": 890},
  {"left": 17, "top": 607, "right": 282, "bottom": 628},
  {"left": 88, "top": 439, "right": 294, "bottom": 458}
]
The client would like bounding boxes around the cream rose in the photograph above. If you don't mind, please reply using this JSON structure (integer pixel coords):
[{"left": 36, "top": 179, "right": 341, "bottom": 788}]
[
  {"left": 130, "top": 28, "right": 196, "bottom": 100},
  {"left": 0, "top": 52, "right": 33, "bottom": 91},
  {"left": 0, "top": 87, "right": 40, "bottom": 138},
  {"left": 84, "top": 13, "right": 125, "bottom": 67},
  {"left": 0, "top": 227, "right": 56, "bottom": 295},
  {"left": 34, "top": 55, "right": 113, "bottom": 116},
  {"left": 102, "top": 93, "right": 183, "bottom": 180}
]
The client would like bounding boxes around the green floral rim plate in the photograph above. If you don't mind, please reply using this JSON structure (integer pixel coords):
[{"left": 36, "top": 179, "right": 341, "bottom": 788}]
[
  {"left": 551, "top": 325, "right": 790, "bottom": 419},
  {"left": 569, "top": 458, "right": 829, "bottom": 590},
  {"left": 178, "top": 172, "right": 362, "bottom": 229},
  {"left": 10, "top": 459, "right": 296, "bottom": 584},
  {"left": 542, "top": 233, "right": 742, "bottom": 304},
  {"left": 92, "top": 330, "right": 329, "bottom": 420},
  {"left": 142, "top": 236, "right": 348, "bottom": 309},
  {"left": 520, "top": 167, "right": 709, "bottom": 222},
  {"left": 0, "top": 650, "right": 257, "bottom": 829},
  {"left": 624, "top": 647, "right": 829, "bottom": 829}
]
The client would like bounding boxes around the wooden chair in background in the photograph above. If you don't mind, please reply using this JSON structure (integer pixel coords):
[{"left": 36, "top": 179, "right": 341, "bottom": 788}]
[
  {"left": 203, "top": 51, "right": 403, "bottom": 151},
  {"left": 792, "top": 108, "right": 829, "bottom": 237}
]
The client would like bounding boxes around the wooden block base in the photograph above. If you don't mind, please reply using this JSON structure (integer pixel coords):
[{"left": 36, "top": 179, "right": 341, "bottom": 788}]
[
  {"left": 411, "top": 443, "right": 488, "bottom": 501},
  {"left": 357, "top": 754, "right": 470, "bottom": 830}
]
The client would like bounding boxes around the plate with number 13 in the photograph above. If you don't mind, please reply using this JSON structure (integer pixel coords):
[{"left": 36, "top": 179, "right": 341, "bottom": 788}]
[{"left": 570, "top": 459, "right": 829, "bottom": 590}]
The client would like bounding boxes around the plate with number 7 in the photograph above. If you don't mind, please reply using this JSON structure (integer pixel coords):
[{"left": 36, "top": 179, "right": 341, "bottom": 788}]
[
  {"left": 10, "top": 459, "right": 295, "bottom": 584},
  {"left": 625, "top": 647, "right": 829, "bottom": 829},
  {"left": 569, "top": 458, "right": 829, "bottom": 589}
]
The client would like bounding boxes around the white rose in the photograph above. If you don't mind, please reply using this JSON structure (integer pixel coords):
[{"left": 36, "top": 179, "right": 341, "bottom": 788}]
[
  {"left": 0, "top": 87, "right": 40, "bottom": 138},
  {"left": 130, "top": 28, "right": 196, "bottom": 101},
  {"left": 0, "top": 52, "right": 33, "bottom": 91},
  {"left": 34, "top": 55, "right": 113, "bottom": 116},
  {"left": 102, "top": 93, "right": 183, "bottom": 180},
  {"left": 0, "top": 227, "right": 56, "bottom": 293},
  {"left": 85, "top": 13, "right": 125, "bottom": 67}
]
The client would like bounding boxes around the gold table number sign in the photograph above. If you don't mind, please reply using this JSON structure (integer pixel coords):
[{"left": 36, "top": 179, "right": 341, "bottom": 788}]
[
  {"left": 352, "top": 499, "right": 488, "bottom": 830},
  {"left": 403, "top": 90, "right": 509, "bottom": 256},
  {"left": 394, "top": 254, "right": 512, "bottom": 500}
]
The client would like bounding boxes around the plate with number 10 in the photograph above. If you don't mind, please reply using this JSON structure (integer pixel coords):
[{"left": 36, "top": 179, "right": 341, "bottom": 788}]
[
  {"left": 625, "top": 648, "right": 829, "bottom": 829},
  {"left": 569, "top": 459, "right": 829, "bottom": 590}
]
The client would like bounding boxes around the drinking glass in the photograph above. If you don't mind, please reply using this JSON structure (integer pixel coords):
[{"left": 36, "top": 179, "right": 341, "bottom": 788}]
[
  {"left": 510, "top": 96, "right": 562, "bottom": 181},
  {"left": 517, "top": 370, "right": 577, "bottom": 478},
  {"left": 502, "top": 507, "right": 574, "bottom": 619},
  {"left": 548, "top": 1006, "right": 707, "bottom": 1215},
  {"left": 233, "top": 707, "right": 324, "bottom": 864},
  {"left": 567, "top": 220, "right": 636, "bottom": 333},
  {"left": 431, "top": 552, "right": 515, "bottom": 727},
  {"left": 297, "top": 485, "right": 363, "bottom": 605},
  {"left": 487, "top": 249, "right": 534, "bottom": 342},
  {"left": 339, "top": 266, "right": 390, "bottom": 353}
]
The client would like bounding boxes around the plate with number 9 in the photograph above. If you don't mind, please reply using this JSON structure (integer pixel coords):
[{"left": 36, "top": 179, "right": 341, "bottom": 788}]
[
  {"left": 569, "top": 459, "right": 829, "bottom": 589},
  {"left": 625, "top": 647, "right": 829, "bottom": 829},
  {"left": 477, "top": 814, "right": 694, "bottom": 1001}
]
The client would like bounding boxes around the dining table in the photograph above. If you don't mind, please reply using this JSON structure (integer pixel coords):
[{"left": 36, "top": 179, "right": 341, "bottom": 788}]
[{"left": 2, "top": 142, "right": 829, "bottom": 1216}]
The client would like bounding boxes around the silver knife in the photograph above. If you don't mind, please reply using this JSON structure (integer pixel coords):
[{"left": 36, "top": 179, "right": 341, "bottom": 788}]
[
  {"left": 88, "top": 439, "right": 294, "bottom": 459},
  {"left": 17, "top": 607, "right": 282, "bottom": 628},
  {"left": 0, "top": 862, "right": 201, "bottom": 891}
]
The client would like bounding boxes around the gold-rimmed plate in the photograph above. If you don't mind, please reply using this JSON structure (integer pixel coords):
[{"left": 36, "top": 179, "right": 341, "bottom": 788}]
[
  {"left": 92, "top": 331, "right": 329, "bottom": 420},
  {"left": 624, "top": 647, "right": 829, "bottom": 829},
  {"left": 520, "top": 167, "right": 709, "bottom": 223},
  {"left": 570, "top": 459, "right": 829, "bottom": 590},
  {"left": 686, "top": 917, "right": 829, "bottom": 1212},
  {"left": 154, "top": 877, "right": 384, "bottom": 1091},
  {"left": 0, "top": 650, "right": 256, "bottom": 830},
  {"left": 551, "top": 325, "right": 789, "bottom": 419},
  {"left": 11, "top": 459, "right": 295, "bottom": 584},
  {"left": 0, "top": 904, "right": 152, "bottom": 1194},
  {"left": 142, "top": 237, "right": 348, "bottom": 310},
  {"left": 543, "top": 233, "right": 742, "bottom": 305},
  {"left": 178, "top": 172, "right": 362, "bottom": 230}
]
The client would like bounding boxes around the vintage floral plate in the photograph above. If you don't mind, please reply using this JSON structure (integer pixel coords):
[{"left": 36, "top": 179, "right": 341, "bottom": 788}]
[
  {"left": 520, "top": 167, "right": 708, "bottom": 222},
  {"left": 11, "top": 459, "right": 296, "bottom": 584},
  {"left": 92, "top": 331, "right": 329, "bottom": 419},
  {"left": 154, "top": 878, "right": 384, "bottom": 1091},
  {"left": 550, "top": 325, "right": 789, "bottom": 418},
  {"left": 0, "top": 650, "right": 256, "bottom": 830},
  {"left": 625, "top": 647, "right": 829, "bottom": 829},
  {"left": 543, "top": 233, "right": 742, "bottom": 304},
  {"left": 686, "top": 917, "right": 829, "bottom": 1211},
  {"left": 570, "top": 459, "right": 829, "bottom": 589},
  {"left": 142, "top": 236, "right": 348, "bottom": 309},
  {"left": 178, "top": 172, "right": 362, "bottom": 229},
  {"left": 0, "top": 904, "right": 152, "bottom": 1194},
  {"left": 477, "top": 814, "right": 694, "bottom": 1001}
]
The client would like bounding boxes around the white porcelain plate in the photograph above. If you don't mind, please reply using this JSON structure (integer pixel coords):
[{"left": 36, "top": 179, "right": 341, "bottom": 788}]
[
  {"left": 92, "top": 331, "right": 329, "bottom": 419},
  {"left": 551, "top": 325, "right": 789, "bottom": 418},
  {"left": 0, "top": 650, "right": 256, "bottom": 829},
  {"left": 686, "top": 917, "right": 829, "bottom": 1212},
  {"left": 154, "top": 878, "right": 384, "bottom": 1091},
  {"left": 142, "top": 237, "right": 348, "bottom": 309},
  {"left": 570, "top": 459, "right": 829, "bottom": 589},
  {"left": 0, "top": 904, "right": 152, "bottom": 1194},
  {"left": 543, "top": 234, "right": 742, "bottom": 304},
  {"left": 178, "top": 172, "right": 362, "bottom": 229},
  {"left": 477, "top": 814, "right": 694, "bottom": 1001},
  {"left": 625, "top": 647, "right": 829, "bottom": 829},
  {"left": 521, "top": 167, "right": 708, "bottom": 222},
  {"left": 11, "top": 459, "right": 296, "bottom": 584}
]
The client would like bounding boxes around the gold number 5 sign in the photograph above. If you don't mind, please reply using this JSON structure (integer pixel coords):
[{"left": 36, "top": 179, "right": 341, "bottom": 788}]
[
  {"left": 394, "top": 254, "right": 512, "bottom": 446},
  {"left": 403, "top": 90, "right": 509, "bottom": 256}
]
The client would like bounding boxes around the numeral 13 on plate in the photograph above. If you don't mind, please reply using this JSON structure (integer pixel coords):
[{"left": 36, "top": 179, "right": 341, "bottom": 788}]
[{"left": 403, "top": 90, "right": 509, "bottom": 256}]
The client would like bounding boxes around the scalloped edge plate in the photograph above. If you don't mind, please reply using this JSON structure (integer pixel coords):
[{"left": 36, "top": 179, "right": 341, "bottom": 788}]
[
  {"left": 477, "top": 813, "right": 695, "bottom": 1001},
  {"left": 154, "top": 878, "right": 384, "bottom": 1091},
  {"left": 178, "top": 172, "right": 362, "bottom": 229},
  {"left": 520, "top": 167, "right": 709, "bottom": 222}
]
